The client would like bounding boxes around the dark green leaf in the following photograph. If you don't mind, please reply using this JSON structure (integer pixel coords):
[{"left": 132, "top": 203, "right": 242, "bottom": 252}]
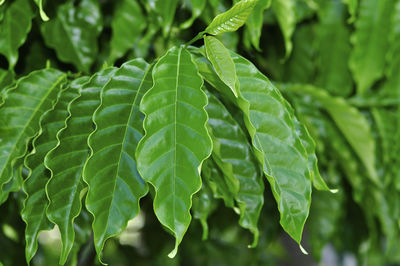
[
  {"left": 271, "top": 0, "right": 296, "bottom": 57},
  {"left": 136, "top": 46, "right": 212, "bottom": 258}
]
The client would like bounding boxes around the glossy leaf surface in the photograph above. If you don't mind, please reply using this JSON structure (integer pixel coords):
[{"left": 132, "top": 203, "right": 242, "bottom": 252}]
[
  {"left": 22, "top": 77, "right": 85, "bottom": 263},
  {"left": 136, "top": 46, "right": 212, "bottom": 258},
  {"left": 0, "top": 0, "right": 34, "bottom": 68},
  {"left": 204, "top": 36, "right": 239, "bottom": 97},
  {"left": 205, "top": 91, "right": 264, "bottom": 247},
  {"left": 41, "top": 0, "right": 102, "bottom": 72},
  {"left": 204, "top": 0, "right": 258, "bottom": 35},
  {"left": 0, "top": 69, "right": 66, "bottom": 199},
  {"left": 109, "top": 0, "right": 146, "bottom": 63},
  {"left": 45, "top": 68, "right": 117, "bottom": 264},
  {"left": 83, "top": 59, "right": 152, "bottom": 260},
  {"left": 232, "top": 53, "right": 312, "bottom": 248}
]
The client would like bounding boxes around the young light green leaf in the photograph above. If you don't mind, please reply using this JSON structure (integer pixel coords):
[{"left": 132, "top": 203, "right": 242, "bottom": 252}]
[
  {"left": 204, "top": 0, "right": 258, "bottom": 36},
  {"left": 33, "top": 0, "right": 49, "bottom": 21},
  {"left": 205, "top": 90, "right": 264, "bottom": 247},
  {"left": 109, "top": 0, "right": 146, "bottom": 63},
  {"left": 204, "top": 36, "right": 239, "bottom": 97},
  {"left": 272, "top": 0, "right": 296, "bottom": 58},
  {"left": 349, "top": 0, "right": 395, "bottom": 95},
  {"left": 0, "top": 0, "right": 34, "bottom": 68},
  {"left": 284, "top": 84, "right": 379, "bottom": 186},
  {"left": 83, "top": 59, "right": 153, "bottom": 261},
  {"left": 41, "top": 0, "right": 102, "bottom": 73},
  {"left": 136, "top": 46, "right": 212, "bottom": 258},
  {"left": 45, "top": 68, "right": 117, "bottom": 265},
  {"left": 22, "top": 77, "right": 86, "bottom": 264},
  {"left": 0, "top": 69, "right": 66, "bottom": 200},
  {"left": 225, "top": 53, "right": 312, "bottom": 250}
]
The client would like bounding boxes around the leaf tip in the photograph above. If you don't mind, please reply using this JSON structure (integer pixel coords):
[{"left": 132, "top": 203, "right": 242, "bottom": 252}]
[
  {"left": 168, "top": 243, "right": 179, "bottom": 258},
  {"left": 299, "top": 244, "right": 308, "bottom": 255}
]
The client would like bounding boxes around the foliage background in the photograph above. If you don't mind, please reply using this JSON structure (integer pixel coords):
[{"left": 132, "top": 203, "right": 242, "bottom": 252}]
[{"left": 0, "top": 0, "right": 399, "bottom": 265}]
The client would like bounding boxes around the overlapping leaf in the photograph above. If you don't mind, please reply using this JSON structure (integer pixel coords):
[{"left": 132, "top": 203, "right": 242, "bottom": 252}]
[
  {"left": 109, "top": 0, "right": 146, "bottom": 63},
  {"left": 205, "top": 91, "right": 264, "bottom": 247},
  {"left": 271, "top": 0, "right": 296, "bottom": 57},
  {"left": 151, "top": 0, "right": 179, "bottom": 36},
  {"left": 45, "top": 68, "right": 117, "bottom": 264},
  {"left": 0, "top": 69, "right": 66, "bottom": 201},
  {"left": 41, "top": 0, "right": 102, "bottom": 73},
  {"left": 136, "top": 46, "right": 212, "bottom": 258},
  {"left": 204, "top": 36, "right": 239, "bottom": 97},
  {"left": 242, "top": 0, "right": 271, "bottom": 50},
  {"left": 349, "top": 0, "right": 395, "bottom": 94},
  {"left": 0, "top": 0, "right": 34, "bottom": 68},
  {"left": 204, "top": 0, "right": 258, "bottom": 35},
  {"left": 22, "top": 77, "right": 86, "bottom": 263},
  {"left": 229, "top": 53, "right": 312, "bottom": 249},
  {"left": 83, "top": 59, "right": 152, "bottom": 260}
]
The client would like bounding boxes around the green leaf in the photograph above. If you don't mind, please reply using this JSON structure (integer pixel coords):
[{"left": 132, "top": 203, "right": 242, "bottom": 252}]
[
  {"left": 192, "top": 172, "right": 218, "bottom": 240},
  {"left": 204, "top": 0, "right": 258, "bottom": 35},
  {"left": 205, "top": 90, "right": 264, "bottom": 247},
  {"left": 342, "top": 0, "right": 358, "bottom": 22},
  {"left": 136, "top": 46, "right": 212, "bottom": 258},
  {"left": 0, "top": 0, "right": 34, "bottom": 68},
  {"left": 349, "top": 0, "right": 395, "bottom": 94},
  {"left": 284, "top": 84, "right": 379, "bottom": 186},
  {"left": 203, "top": 157, "right": 237, "bottom": 208},
  {"left": 83, "top": 59, "right": 152, "bottom": 261},
  {"left": 243, "top": 0, "right": 271, "bottom": 50},
  {"left": 271, "top": 0, "right": 296, "bottom": 58},
  {"left": 0, "top": 69, "right": 66, "bottom": 200},
  {"left": 152, "top": 0, "right": 179, "bottom": 36},
  {"left": 33, "top": 0, "right": 49, "bottom": 21},
  {"left": 0, "top": 69, "right": 14, "bottom": 94},
  {"left": 228, "top": 53, "right": 312, "bottom": 250},
  {"left": 109, "top": 0, "right": 146, "bottom": 63},
  {"left": 41, "top": 0, "right": 102, "bottom": 73},
  {"left": 21, "top": 77, "right": 86, "bottom": 264},
  {"left": 44, "top": 68, "right": 117, "bottom": 265},
  {"left": 181, "top": 0, "right": 207, "bottom": 29},
  {"left": 385, "top": 0, "right": 400, "bottom": 95},
  {"left": 204, "top": 36, "right": 239, "bottom": 97},
  {"left": 316, "top": 0, "right": 353, "bottom": 97}
]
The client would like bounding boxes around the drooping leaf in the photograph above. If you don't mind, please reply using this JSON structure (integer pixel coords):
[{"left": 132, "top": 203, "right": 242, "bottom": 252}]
[
  {"left": 316, "top": 0, "right": 353, "bottom": 97},
  {"left": 83, "top": 59, "right": 153, "bottom": 261},
  {"left": 44, "top": 68, "right": 117, "bottom": 265},
  {"left": 271, "top": 0, "right": 296, "bottom": 57},
  {"left": 181, "top": 0, "right": 207, "bottom": 29},
  {"left": 204, "top": 0, "right": 258, "bottom": 36},
  {"left": 204, "top": 36, "right": 239, "bottom": 97},
  {"left": 0, "top": 69, "right": 66, "bottom": 200},
  {"left": 41, "top": 0, "right": 102, "bottom": 73},
  {"left": 0, "top": 0, "right": 34, "bottom": 68},
  {"left": 21, "top": 77, "right": 86, "bottom": 264},
  {"left": 33, "top": 0, "right": 48, "bottom": 21},
  {"left": 283, "top": 84, "right": 379, "bottom": 186},
  {"left": 203, "top": 157, "right": 237, "bottom": 208},
  {"left": 192, "top": 171, "right": 218, "bottom": 240},
  {"left": 205, "top": 90, "right": 264, "bottom": 247},
  {"left": 349, "top": 0, "right": 395, "bottom": 94},
  {"left": 109, "top": 0, "right": 146, "bottom": 63},
  {"left": 136, "top": 46, "right": 212, "bottom": 258},
  {"left": 151, "top": 0, "right": 179, "bottom": 36},
  {"left": 225, "top": 53, "right": 312, "bottom": 250},
  {"left": 242, "top": 0, "right": 271, "bottom": 50}
]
